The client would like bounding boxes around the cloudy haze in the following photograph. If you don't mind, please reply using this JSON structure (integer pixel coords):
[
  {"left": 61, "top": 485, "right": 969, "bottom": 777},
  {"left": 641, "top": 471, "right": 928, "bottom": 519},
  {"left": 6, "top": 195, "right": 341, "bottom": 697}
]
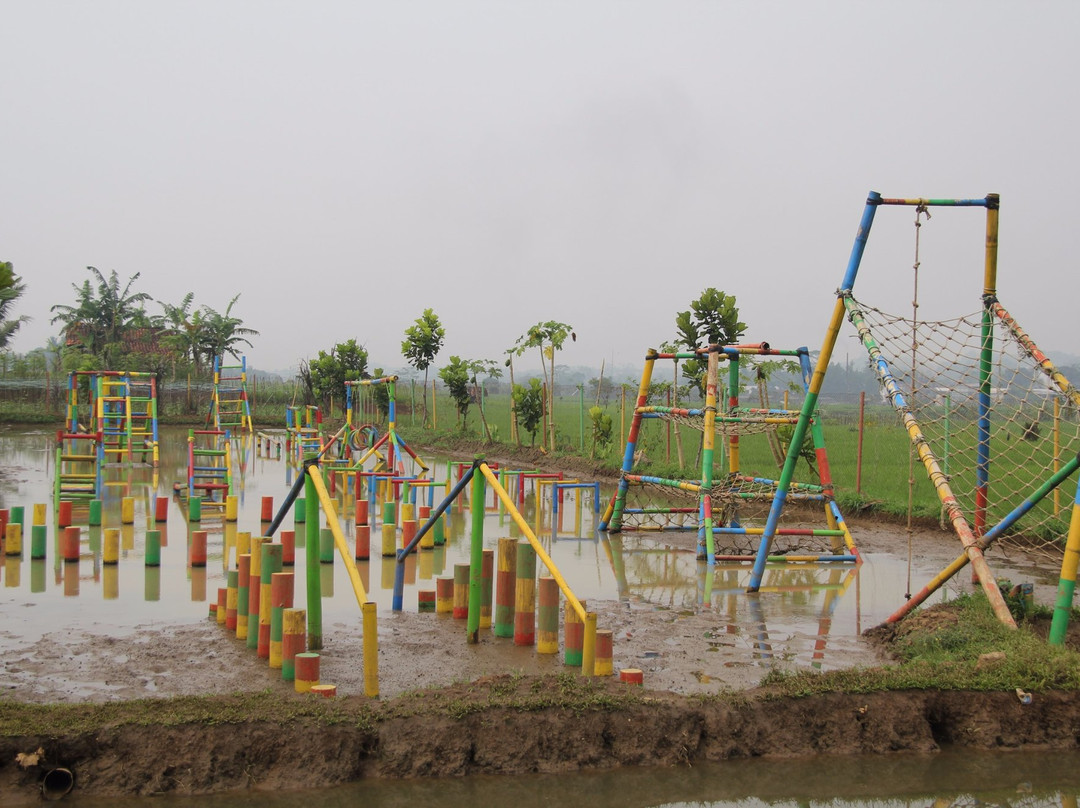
[{"left": 3, "top": 2, "right": 1077, "bottom": 376}]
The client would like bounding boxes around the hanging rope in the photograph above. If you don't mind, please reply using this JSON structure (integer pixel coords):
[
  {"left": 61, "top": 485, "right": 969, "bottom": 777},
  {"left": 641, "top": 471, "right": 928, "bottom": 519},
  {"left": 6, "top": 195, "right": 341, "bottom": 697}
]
[{"left": 905, "top": 204, "right": 930, "bottom": 599}]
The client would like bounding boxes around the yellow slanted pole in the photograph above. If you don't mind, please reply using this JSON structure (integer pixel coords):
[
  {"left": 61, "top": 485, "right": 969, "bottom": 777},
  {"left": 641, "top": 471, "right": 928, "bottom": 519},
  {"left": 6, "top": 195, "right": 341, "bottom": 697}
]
[{"left": 307, "top": 469, "right": 368, "bottom": 606}]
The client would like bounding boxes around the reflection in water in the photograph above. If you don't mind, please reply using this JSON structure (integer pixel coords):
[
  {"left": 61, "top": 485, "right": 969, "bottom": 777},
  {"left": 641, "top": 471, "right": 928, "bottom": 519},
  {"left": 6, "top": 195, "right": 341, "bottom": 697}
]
[
  {"left": 61, "top": 749, "right": 1080, "bottom": 808},
  {"left": 0, "top": 427, "right": 1009, "bottom": 675}
]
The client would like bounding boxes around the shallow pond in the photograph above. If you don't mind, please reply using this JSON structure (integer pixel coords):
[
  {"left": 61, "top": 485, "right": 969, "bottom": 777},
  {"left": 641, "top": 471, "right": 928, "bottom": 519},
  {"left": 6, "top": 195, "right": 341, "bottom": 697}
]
[{"left": 0, "top": 425, "right": 1057, "bottom": 674}]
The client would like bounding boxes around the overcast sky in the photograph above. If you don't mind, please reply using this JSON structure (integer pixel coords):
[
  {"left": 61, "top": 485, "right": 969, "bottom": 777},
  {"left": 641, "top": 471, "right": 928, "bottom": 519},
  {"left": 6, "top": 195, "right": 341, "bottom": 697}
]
[{"left": 3, "top": 2, "right": 1077, "bottom": 377}]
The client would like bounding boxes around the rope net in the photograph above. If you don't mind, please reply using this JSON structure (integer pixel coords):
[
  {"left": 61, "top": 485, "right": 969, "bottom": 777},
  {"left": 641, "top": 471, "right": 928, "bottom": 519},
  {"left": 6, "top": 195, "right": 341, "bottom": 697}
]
[{"left": 847, "top": 294, "right": 1080, "bottom": 557}]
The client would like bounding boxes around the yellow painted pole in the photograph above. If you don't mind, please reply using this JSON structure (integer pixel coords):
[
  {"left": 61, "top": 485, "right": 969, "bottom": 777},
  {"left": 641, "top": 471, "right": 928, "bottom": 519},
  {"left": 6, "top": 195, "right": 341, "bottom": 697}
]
[
  {"left": 308, "top": 470, "right": 368, "bottom": 607},
  {"left": 362, "top": 600, "right": 379, "bottom": 698},
  {"left": 582, "top": 612, "right": 597, "bottom": 678}
]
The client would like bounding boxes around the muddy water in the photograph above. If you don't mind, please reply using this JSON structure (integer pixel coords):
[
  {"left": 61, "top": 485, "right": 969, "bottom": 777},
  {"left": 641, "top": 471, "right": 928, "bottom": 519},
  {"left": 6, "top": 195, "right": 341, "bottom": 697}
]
[
  {"left": 0, "top": 425, "right": 1044, "bottom": 673},
  {"left": 60, "top": 748, "right": 1080, "bottom": 807}
]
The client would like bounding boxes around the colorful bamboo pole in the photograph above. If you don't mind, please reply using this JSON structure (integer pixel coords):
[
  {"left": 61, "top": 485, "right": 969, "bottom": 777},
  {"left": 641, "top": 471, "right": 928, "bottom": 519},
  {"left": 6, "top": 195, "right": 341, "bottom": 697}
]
[
  {"left": 305, "top": 469, "right": 322, "bottom": 650},
  {"left": 282, "top": 608, "right": 306, "bottom": 681},
  {"left": 480, "top": 548, "right": 494, "bottom": 629},
  {"left": 537, "top": 576, "right": 559, "bottom": 654},
  {"left": 467, "top": 466, "right": 485, "bottom": 644},
  {"left": 453, "top": 563, "right": 469, "bottom": 619},
  {"left": 564, "top": 599, "right": 585, "bottom": 666},
  {"left": 494, "top": 538, "right": 516, "bottom": 637},
  {"left": 514, "top": 542, "right": 536, "bottom": 646},
  {"left": 259, "top": 543, "right": 283, "bottom": 659},
  {"left": 236, "top": 554, "right": 250, "bottom": 640}
]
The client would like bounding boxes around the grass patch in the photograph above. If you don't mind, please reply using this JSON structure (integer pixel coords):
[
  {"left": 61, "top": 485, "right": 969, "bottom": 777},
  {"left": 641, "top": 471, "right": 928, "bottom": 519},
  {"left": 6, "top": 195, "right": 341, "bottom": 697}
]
[{"left": 757, "top": 594, "right": 1080, "bottom": 699}]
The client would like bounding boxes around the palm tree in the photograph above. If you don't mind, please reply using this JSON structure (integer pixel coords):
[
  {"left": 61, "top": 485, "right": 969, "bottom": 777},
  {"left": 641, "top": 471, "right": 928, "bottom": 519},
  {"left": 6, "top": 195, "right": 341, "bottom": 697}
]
[
  {"left": 200, "top": 294, "right": 259, "bottom": 364},
  {"left": 0, "top": 261, "right": 29, "bottom": 351},
  {"left": 154, "top": 292, "right": 205, "bottom": 374},
  {"left": 50, "top": 267, "right": 152, "bottom": 366}
]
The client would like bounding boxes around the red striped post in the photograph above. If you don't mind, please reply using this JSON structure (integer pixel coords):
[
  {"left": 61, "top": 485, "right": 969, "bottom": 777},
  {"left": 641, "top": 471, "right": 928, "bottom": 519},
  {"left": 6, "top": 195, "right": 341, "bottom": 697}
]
[
  {"left": 564, "top": 599, "right": 586, "bottom": 666},
  {"left": 494, "top": 538, "right": 516, "bottom": 638},
  {"left": 216, "top": 587, "right": 228, "bottom": 625},
  {"left": 418, "top": 589, "right": 436, "bottom": 613},
  {"left": 189, "top": 530, "right": 208, "bottom": 567},
  {"left": 281, "top": 530, "right": 295, "bottom": 566},
  {"left": 355, "top": 524, "right": 370, "bottom": 560},
  {"left": 480, "top": 548, "right": 494, "bottom": 629},
  {"left": 258, "top": 543, "right": 283, "bottom": 659},
  {"left": 514, "top": 541, "right": 536, "bottom": 646},
  {"left": 435, "top": 576, "right": 454, "bottom": 613},
  {"left": 269, "top": 571, "right": 294, "bottom": 669},
  {"left": 620, "top": 669, "right": 644, "bottom": 685},
  {"left": 537, "top": 577, "right": 559, "bottom": 654},
  {"left": 247, "top": 537, "right": 265, "bottom": 650},
  {"left": 282, "top": 608, "right": 306, "bottom": 681},
  {"left": 225, "top": 570, "right": 239, "bottom": 630},
  {"left": 62, "top": 526, "right": 80, "bottom": 562},
  {"left": 595, "top": 629, "right": 614, "bottom": 676},
  {"left": 452, "top": 562, "right": 469, "bottom": 619},
  {"left": 236, "top": 554, "right": 251, "bottom": 640},
  {"left": 295, "top": 652, "right": 320, "bottom": 693}
]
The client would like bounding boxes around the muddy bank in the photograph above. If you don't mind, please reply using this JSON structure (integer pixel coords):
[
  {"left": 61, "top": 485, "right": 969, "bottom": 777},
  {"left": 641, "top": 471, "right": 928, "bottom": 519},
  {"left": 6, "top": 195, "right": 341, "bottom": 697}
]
[{"left": 2, "top": 678, "right": 1079, "bottom": 804}]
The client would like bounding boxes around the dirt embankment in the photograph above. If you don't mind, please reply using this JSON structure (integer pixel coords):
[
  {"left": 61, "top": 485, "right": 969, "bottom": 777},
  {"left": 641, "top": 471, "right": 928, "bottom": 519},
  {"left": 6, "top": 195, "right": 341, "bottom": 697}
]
[{"left": 3, "top": 677, "right": 1080, "bottom": 804}]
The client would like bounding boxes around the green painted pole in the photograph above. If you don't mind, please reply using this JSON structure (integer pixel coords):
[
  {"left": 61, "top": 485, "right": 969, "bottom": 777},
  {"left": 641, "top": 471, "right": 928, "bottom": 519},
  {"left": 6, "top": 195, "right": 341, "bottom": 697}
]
[
  {"left": 467, "top": 460, "right": 485, "bottom": 644},
  {"left": 305, "top": 466, "right": 322, "bottom": 650},
  {"left": 1049, "top": 488, "right": 1080, "bottom": 645}
]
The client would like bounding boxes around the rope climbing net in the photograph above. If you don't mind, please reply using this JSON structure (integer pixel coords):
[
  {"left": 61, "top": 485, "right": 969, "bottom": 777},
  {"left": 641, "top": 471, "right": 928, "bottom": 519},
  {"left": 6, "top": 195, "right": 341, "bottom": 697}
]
[{"left": 846, "top": 293, "right": 1080, "bottom": 557}]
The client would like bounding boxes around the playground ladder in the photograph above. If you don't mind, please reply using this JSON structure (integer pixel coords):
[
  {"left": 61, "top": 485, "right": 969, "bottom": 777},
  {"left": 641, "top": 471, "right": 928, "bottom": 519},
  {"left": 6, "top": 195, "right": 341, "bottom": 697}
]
[
  {"left": 54, "top": 430, "right": 103, "bottom": 506},
  {"left": 210, "top": 355, "right": 254, "bottom": 433},
  {"left": 188, "top": 429, "right": 232, "bottom": 510}
]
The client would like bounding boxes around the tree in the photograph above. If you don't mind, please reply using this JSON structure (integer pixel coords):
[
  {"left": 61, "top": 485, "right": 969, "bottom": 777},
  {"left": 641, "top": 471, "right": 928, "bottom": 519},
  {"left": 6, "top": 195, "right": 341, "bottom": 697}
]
[
  {"left": 300, "top": 339, "right": 369, "bottom": 409},
  {"left": 200, "top": 294, "right": 259, "bottom": 364},
  {"left": 50, "top": 267, "right": 153, "bottom": 366},
  {"left": 438, "top": 356, "right": 473, "bottom": 431},
  {"left": 469, "top": 359, "right": 503, "bottom": 442},
  {"left": 512, "top": 379, "right": 546, "bottom": 446},
  {"left": 515, "top": 320, "right": 575, "bottom": 451},
  {"left": 0, "top": 261, "right": 28, "bottom": 351},
  {"left": 401, "top": 309, "right": 445, "bottom": 426},
  {"left": 675, "top": 288, "right": 746, "bottom": 398},
  {"left": 154, "top": 292, "right": 203, "bottom": 375}
]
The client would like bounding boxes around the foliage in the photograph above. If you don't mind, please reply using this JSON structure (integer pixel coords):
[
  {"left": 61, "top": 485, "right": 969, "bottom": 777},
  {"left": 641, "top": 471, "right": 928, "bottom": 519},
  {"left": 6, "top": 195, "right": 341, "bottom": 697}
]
[
  {"left": 515, "top": 320, "right": 575, "bottom": 450},
  {"left": 438, "top": 356, "right": 473, "bottom": 429},
  {"left": 402, "top": 308, "right": 445, "bottom": 425},
  {"left": 199, "top": 294, "right": 259, "bottom": 365},
  {"left": 513, "top": 378, "right": 545, "bottom": 445},
  {"left": 50, "top": 267, "right": 153, "bottom": 367},
  {"left": 675, "top": 288, "right": 746, "bottom": 397},
  {"left": 588, "top": 405, "right": 613, "bottom": 459},
  {"left": 300, "top": 339, "right": 369, "bottom": 409},
  {"left": 0, "top": 261, "right": 29, "bottom": 351}
]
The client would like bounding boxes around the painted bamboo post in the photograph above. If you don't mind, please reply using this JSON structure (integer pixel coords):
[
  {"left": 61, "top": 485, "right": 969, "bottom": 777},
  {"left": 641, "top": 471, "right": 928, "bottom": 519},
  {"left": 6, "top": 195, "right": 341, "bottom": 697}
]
[
  {"left": 514, "top": 541, "right": 536, "bottom": 646},
  {"left": 32, "top": 503, "right": 46, "bottom": 527},
  {"left": 355, "top": 522, "right": 370, "bottom": 560},
  {"left": 226, "top": 569, "right": 239, "bottom": 630},
  {"left": 270, "top": 571, "right": 295, "bottom": 669},
  {"left": 259, "top": 543, "right": 283, "bottom": 659},
  {"left": 144, "top": 529, "right": 161, "bottom": 566},
  {"left": 363, "top": 601, "right": 379, "bottom": 698},
  {"left": 225, "top": 495, "right": 238, "bottom": 522},
  {"left": 1050, "top": 486, "right": 1080, "bottom": 645},
  {"left": 103, "top": 529, "right": 120, "bottom": 565},
  {"left": 356, "top": 498, "right": 369, "bottom": 527},
  {"left": 282, "top": 608, "right": 306, "bottom": 681},
  {"left": 119, "top": 497, "right": 133, "bottom": 524},
  {"left": 436, "top": 576, "right": 454, "bottom": 613},
  {"left": 494, "top": 538, "right": 517, "bottom": 637},
  {"left": 480, "top": 548, "right": 494, "bottom": 629},
  {"left": 295, "top": 652, "right": 320, "bottom": 693},
  {"left": 537, "top": 576, "right": 559, "bottom": 654},
  {"left": 453, "top": 563, "right": 469, "bottom": 619},
  {"left": 57, "top": 501, "right": 72, "bottom": 528},
  {"left": 281, "top": 530, "right": 295, "bottom": 565},
  {"left": 189, "top": 495, "right": 202, "bottom": 522},
  {"left": 594, "top": 629, "right": 614, "bottom": 676},
  {"left": 236, "top": 554, "right": 251, "bottom": 640},
  {"left": 190, "top": 530, "right": 207, "bottom": 567},
  {"left": 319, "top": 527, "right": 335, "bottom": 563},
  {"left": 61, "top": 526, "right": 79, "bottom": 561},
  {"left": 89, "top": 499, "right": 102, "bottom": 527},
  {"left": 30, "top": 524, "right": 46, "bottom": 560},
  {"left": 154, "top": 496, "right": 168, "bottom": 522},
  {"left": 247, "top": 537, "right": 266, "bottom": 651},
  {"left": 467, "top": 462, "right": 485, "bottom": 645},
  {"left": 216, "top": 588, "right": 227, "bottom": 625},
  {"left": 564, "top": 599, "right": 586, "bottom": 666},
  {"left": 418, "top": 589, "right": 436, "bottom": 612},
  {"left": 305, "top": 467, "right": 322, "bottom": 650}
]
